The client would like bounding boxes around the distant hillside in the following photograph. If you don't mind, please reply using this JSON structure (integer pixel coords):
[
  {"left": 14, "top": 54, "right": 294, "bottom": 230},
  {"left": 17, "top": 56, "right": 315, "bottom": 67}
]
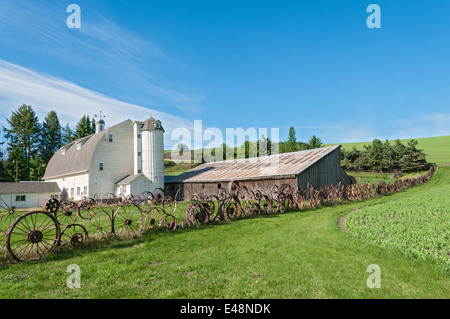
[{"left": 326, "top": 135, "right": 450, "bottom": 165}]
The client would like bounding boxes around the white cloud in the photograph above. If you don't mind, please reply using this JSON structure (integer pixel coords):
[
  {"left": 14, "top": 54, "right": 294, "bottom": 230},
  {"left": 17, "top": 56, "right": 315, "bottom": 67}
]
[{"left": 0, "top": 60, "right": 195, "bottom": 148}]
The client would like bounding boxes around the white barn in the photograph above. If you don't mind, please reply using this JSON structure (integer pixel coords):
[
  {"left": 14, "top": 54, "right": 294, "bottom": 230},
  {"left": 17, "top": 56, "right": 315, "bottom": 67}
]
[{"left": 42, "top": 117, "right": 165, "bottom": 201}]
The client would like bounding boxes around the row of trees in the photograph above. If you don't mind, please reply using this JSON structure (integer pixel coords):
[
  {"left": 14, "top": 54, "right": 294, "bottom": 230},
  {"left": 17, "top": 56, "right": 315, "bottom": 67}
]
[
  {"left": 0, "top": 105, "right": 97, "bottom": 182},
  {"left": 175, "top": 126, "right": 323, "bottom": 163},
  {"left": 341, "top": 139, "right": 428, "bottom": 172}
]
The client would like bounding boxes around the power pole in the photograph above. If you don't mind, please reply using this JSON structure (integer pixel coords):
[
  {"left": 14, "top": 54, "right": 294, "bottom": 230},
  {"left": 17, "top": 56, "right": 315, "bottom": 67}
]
[{"left": 15, "top": 159, "right": 18, "bottom": 182}]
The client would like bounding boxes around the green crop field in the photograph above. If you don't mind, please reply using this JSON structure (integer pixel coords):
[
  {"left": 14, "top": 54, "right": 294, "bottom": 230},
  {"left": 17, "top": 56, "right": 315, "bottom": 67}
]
[{"left": 343, "top": 176, "right": 450, "bottom": 271}]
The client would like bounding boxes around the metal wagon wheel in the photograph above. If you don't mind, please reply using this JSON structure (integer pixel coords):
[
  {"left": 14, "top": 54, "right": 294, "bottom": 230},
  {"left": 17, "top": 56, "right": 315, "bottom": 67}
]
[
  {"left": 55, "top": 201, "right": 79, "bottom": 226},
  {"left": 160, "top": 213, "right": 177, "bottom": 231},
  {"left": 259, "top": 195, "right": 274, "bottom": 214},
  {"left": 0, "top": 196, "right": 27, "bottom": 235},
  {"left": 59, "top": 223, "right": 88, "bottom": 248},
  {"left": 5, "top": 211, "right": 60, "bottom": 262},
  {"left": 42, "top": 198, "right": 60, "bottom": 214},
  {"left": 87, "top": 211, "right": 113, "bottom": 235},
  {"left": 112, "top": 203, "right": 143, "bottom": 236},
  {"left": 78, "top": 198, "right": 97, "bottom": 220},
  {"left": 143, "top": 206, "right": 163, "bottom": 229}
]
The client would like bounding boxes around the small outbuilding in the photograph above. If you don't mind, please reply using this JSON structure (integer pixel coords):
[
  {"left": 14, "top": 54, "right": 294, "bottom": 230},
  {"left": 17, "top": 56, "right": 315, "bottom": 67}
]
[
  {"left": 165, "top": 145, "right": 351, "bottom": 200},
  {"left": 0, "top": 182, "right": 61, "bottom": 209}
]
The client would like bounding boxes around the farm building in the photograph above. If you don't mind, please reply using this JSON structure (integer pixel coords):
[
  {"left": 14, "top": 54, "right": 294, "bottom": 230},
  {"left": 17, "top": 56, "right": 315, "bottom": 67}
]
[
  {"left": 165, "top": 145, "right": 351, "bottom": 200},
  {"left": 0, "top": 182, "right": 61, "bottom": 209},
  {"left": 42, "top": 116, "right": 165, "bottom": 201}
]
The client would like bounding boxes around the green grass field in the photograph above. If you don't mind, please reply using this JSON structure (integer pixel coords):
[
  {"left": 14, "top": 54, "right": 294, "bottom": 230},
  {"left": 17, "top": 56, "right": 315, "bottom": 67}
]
[
  {"left": 326, "top": 135, "right": 450, "bottom": 165},
  {"left": 0, "top": 168, "right": 448, "bottom": 298}
]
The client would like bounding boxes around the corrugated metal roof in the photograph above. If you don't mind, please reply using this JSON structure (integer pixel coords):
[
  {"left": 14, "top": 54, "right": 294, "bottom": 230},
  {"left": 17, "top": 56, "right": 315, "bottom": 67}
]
[
  {"left": 0, "top": 182, "right": 60, "bottom": 194},
  {"left": 167, "top": 145, "right": 341, "bottom": 183}
]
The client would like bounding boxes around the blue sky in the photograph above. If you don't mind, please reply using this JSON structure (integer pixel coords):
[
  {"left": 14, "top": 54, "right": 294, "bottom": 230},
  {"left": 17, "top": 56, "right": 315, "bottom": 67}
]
[{"left": 0, "top": 0, "right": 449, "bottom": 148}]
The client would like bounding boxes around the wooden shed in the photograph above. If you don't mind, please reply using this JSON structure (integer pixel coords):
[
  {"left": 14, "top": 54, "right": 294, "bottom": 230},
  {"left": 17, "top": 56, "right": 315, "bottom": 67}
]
[{"left": 165, "top": 145, "right": 351, "bottom": 201}]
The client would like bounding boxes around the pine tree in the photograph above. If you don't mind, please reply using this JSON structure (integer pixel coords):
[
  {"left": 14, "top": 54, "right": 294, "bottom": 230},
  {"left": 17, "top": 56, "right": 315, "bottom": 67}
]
[
  {"left": 40, "top": 111, "right": 62, "bottom": 164},
  {"left": 308, "top": 135, "right": 323, "bottom": 149},
  {"left": 3, "top": 105, "right": 41, "bottom": 181},
  {"left": 406, "top": 139, "right": 427, "bottom": 171},
  {"left": 381, "top": 140, "right": 395, "bottom": 171},
  {"left": 62, "top": 123, "right": 76, "bottom": 145}
]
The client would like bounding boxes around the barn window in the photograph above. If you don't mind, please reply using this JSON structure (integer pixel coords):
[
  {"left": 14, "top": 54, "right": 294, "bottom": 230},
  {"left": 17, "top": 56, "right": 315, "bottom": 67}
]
[
  {"left": 15, "top": 195, "right": 26, "bottom": 202},
  {"left": 77, "top": 187, "right": 81, "bottom": 196},
  {"left": 50, "top": 194, "right": 59, "bottom": 200},
  {"left": 218, "top": 183, "right": 222, "bottom": 189},
  {"left": 71, "top": 188, "right": 74, "bottom": 196},
  {"left": 83, "top": 186, "right": 87, "bottom": 195},
  {"left": 109, "top": 134, "right": 114, "bottom": 143},
  {"left": 202, "top": 183, "right": 205, "bottom": 189},
  {"left": 99, "top": 163, "right": 104, "bottom": 171}
]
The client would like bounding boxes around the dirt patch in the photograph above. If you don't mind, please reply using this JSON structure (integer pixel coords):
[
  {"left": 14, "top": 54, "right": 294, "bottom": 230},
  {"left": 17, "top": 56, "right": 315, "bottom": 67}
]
[
  {"left": 182, "top": 271, "right": 194, "bottom": 276},
  {"left": 338, "top": 215, "right": 348, "bottom": 233},
  {"left": 338, "top": 209, "right": 360, "bottom": 233},
  {"left": 149, "top": 262, "right": 162, "bottom": 267}
]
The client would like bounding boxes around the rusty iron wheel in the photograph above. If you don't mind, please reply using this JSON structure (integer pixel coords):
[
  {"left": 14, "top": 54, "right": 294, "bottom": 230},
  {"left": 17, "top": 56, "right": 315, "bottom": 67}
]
[
  {"left": 56, "top": 201, "right": 79, "bottom": 226},
  {"left": 78, "top": 198, "right": 97, "bottom": 220},
  {"left": 112, "top": 203, "right": 143, "bottom": 237},
  {"left": 144, "top": 207, "right": 163, "bottom": 229},
  {"left": 5, "top": 211, "right": 60, "bottom": 262},
  {"left": 42, "top": 198, "right": 60, "bottom": 214},
  {"left": 87, "top": 211, "right": 112, "bottom": 235},
  {"left": 60, "top": 223, "right": 88, "bottom": 247}
]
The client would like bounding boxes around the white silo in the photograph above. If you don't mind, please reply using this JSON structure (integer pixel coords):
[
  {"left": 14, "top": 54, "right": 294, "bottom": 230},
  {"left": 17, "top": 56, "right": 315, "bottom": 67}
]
[{"left": 140, "top": 117, "right": 165, "bottom": 189}]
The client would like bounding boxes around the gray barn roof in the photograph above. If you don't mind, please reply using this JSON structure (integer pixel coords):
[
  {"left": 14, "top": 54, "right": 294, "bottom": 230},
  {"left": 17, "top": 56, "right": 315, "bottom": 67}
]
[
  {"left": 0, "top": 182, "right": 60, "bottom": 194},
  {"left": 42, "top": 130, "right": 106, "bottom": 179},
  {"left": 167, "top": 145, "right": 341, "bottom": 183}
]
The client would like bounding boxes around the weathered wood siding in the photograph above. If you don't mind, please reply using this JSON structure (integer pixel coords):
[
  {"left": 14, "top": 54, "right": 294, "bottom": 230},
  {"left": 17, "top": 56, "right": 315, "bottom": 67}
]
[{"left": 297, "top": 148, "right": 351, "bottom": 189}]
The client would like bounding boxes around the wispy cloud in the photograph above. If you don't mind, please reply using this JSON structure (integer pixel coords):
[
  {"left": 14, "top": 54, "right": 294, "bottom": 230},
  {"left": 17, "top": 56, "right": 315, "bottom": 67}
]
[
  {"left": 0, "top": 60, "right": 193, "bottom": 148},
  {"left": 0, "top": 0, "right": 205, "bottom": 115}
]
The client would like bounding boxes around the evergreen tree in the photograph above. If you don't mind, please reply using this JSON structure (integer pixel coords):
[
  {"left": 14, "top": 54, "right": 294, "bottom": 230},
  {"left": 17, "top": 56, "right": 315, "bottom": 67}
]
[
  {"left": 3, "top": 105, "right": 41, "bottom": 181},
  {"left": 381, "top": 140, "right": 395, "bottom": 171},
  {"left": 40, "top": 111, "right": 62, "bottom": 164},
  {"left": 406, "top": 139, "right": 427, "bottom": 171},
  {"left": 364, "top": 139, "right": 383, "bottom": 172},
  {"left": 392, "top": 139, "right": 408, "bottom": 170},
  {"left": 62, "top": 123, "right": 76, "bottom": 145},
  {"left": 75, "top": 115, "right": 95, "bottom": 139},
  {"left": 308, "top": 135, "right": 323, "bottom": 149},
  {"left": 0, "top": 145, "right": 7, "bottom": 182}
]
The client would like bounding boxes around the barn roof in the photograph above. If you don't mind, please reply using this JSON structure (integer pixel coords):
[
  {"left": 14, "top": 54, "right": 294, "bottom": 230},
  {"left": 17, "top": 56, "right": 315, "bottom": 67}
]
[
  {"left": 115, "top": 174, "right": 149, "bottom": 185},
  {"left": 42, "top": 120, "right": 130, "bottom": 180},
  {"left": 167, "top": 145, "right": 341, "bottom": 183},
  {"left": 42, "top": 130, "right": 106, "bottom": 180},
  {"left": 0, "top": 182, "right": 60, "bottom": 194}
]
